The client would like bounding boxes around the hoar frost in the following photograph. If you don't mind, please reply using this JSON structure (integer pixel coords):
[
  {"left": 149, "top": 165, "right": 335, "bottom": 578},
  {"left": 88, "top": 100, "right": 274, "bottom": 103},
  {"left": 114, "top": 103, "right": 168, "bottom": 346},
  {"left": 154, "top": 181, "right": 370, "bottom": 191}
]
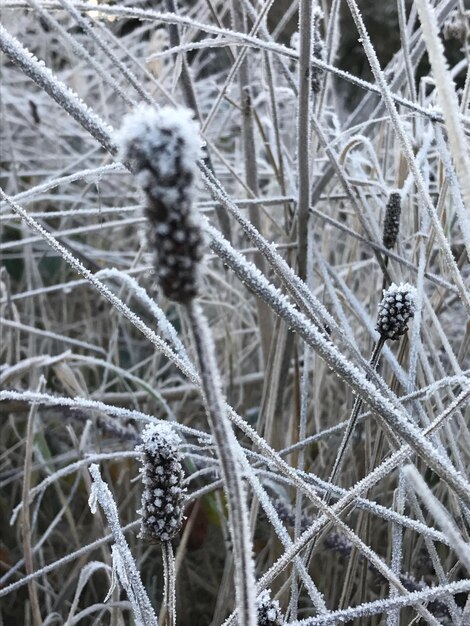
[{"left": 256, "top": 589, "right": 284, "bottom": 626}]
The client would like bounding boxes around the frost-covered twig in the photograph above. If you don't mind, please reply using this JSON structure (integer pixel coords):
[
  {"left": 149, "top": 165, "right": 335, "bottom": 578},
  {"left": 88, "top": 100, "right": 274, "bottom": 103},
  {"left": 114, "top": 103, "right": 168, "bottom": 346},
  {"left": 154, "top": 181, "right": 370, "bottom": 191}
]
[
  {"left": 296, "top": 0, "right": 313, "bottom": 280},
  {"left": 0, "top": 190, "right": 199, "bottom": 386},
  {"left": 88, "top": 464, "right": 157, "bottom": 626},
  {"left": 208, "top": 226, "right": 470, "bottom": 509},
  {"left": 404, "top": 464, "right": 470, "bottom": 573},
  {"left": 284, "top": 579, "right": 470, "bottom": 625},
  {"left": 188, "top": 301, "right": 257, "bottom": 626},
  {"left": 26, "top": 0, "right": 136, "bottom": 107}
]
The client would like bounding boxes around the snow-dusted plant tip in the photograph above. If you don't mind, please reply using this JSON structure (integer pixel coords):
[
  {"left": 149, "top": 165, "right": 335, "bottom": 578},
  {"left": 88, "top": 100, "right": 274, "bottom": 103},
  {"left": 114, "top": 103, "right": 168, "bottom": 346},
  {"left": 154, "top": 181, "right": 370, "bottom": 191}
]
[
  {"left": 376, "top": 282, "right": 416, "bottom": 340},
  {"left": 116, "top": 105, "right": 205, "bottom": 303},
  {"left": 311, "top": 8, "right": 325, "bottom": 94},
  {"left": 136, "top": 423, "right": 186, "bottom": 543},
  {"left": 256, "top": 589, "right": 283, "bottom": 626}
]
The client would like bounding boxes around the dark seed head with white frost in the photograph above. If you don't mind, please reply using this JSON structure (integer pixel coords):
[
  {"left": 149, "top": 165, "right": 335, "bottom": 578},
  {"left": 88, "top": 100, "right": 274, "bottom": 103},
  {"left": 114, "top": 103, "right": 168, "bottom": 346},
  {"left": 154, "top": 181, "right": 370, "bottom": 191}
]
[{"left": 376, "top": 283, "right": 416, "bottom": 340}]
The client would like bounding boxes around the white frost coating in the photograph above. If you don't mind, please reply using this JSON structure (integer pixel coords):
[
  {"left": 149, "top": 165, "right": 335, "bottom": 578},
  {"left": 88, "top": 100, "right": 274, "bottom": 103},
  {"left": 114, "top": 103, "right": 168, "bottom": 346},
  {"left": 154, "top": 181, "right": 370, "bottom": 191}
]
[
  {"left": 205, "top": 222, "right": 470, "bottom": 513},
  {"left": 116, "top": 104, "right": 204, "bottom": 184},
  {"left": 88, "top": 464, "right": 158, "bottom": 626},
  {"left": 0, "top": 164, "right": 124, "bottom": 212},
  {"left": 0, "top": 389, "right": 450, "bottom": 554},
  {"left": 286, "top": 579, "right": 470, "bottom": 625},
  {"left": 240, "top": 451, "right": 327, "bottom": 613},
  {"left": 343, "top": 0, "right": 470, "bottom": 314},
  {"left": 140, "top": 421, "right": 181, "bottom": 450},
  {"left": 136, "top": 423, "right": 185, "bottom": 542},
  {"left": 117, "top": 104, "right": 205, "bottom": 303},
  {"left": 104, "top": 550, "right": 119, "bottom": 603},
  {"left": 0, "top": 190, "right": 198, "bottom": 386},
  {"left": 380, "top": 283, "right": 417, "bottom": 309},
  {"left": 256, "top": 589, "right": 283, "bottom": 625}
]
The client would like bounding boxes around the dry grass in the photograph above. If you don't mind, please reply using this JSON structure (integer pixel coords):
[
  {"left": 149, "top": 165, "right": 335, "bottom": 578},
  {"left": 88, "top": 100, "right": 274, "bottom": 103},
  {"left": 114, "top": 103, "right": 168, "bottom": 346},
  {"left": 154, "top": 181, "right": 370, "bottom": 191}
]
[{"left": 0, "top": 1, "right": 470, "bottom": 625}]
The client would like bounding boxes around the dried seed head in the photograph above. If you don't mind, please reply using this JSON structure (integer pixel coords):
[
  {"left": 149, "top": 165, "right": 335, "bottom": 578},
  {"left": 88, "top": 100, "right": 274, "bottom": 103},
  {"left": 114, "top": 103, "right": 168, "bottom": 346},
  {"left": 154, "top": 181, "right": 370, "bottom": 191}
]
[
  {"left": 382, "top": 191, "right": 402, "bottom": 249},
  {"left": 136, "top": 423, "right": 186, "bottom": 543},
  {"left": 256, "top": 589, "right": 283, "bottom": 626},
  {"left": 376, "top": 282, "right": 416, "bottom": 340},
  {"left": 117, "top": 105, "right": 205, "bottom": 303},
  {"left": 311, "top": 9, "right": 325, "bottom": 94}
]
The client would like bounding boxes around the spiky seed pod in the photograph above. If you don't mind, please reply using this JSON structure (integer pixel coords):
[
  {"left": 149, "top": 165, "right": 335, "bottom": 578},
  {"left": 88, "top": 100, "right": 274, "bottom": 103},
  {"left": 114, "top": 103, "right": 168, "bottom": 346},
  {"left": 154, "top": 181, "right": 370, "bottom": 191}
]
[
  {"left": 382, "top": 191, "right": 402, "bottom": 249},
  {"left": 376, "top": 282, "right": 416, "bottom": 340},
  {"left": 136, "top": 423, "right": 186, "bottom": 543},
  {"left": 117, "top": 105, "right": 205, "bottom": 303},
  {"left": 256, "top": 590, "right": 283, "bottom": 626}
]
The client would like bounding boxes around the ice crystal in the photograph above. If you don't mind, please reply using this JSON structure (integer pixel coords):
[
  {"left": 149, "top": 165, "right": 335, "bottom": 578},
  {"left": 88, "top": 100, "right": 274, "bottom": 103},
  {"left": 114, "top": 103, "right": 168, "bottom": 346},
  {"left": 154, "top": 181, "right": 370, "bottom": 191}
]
[
  {"left": 256, "top": 589, "right": 283, "bottom": 626},
  {"left": 136, "top": 423, "right": 186, "bottom": 542}
]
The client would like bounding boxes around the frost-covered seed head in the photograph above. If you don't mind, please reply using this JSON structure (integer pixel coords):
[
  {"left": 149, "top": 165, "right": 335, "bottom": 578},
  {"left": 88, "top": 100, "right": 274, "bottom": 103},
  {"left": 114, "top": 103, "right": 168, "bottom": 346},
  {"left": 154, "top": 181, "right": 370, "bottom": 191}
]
[
  {"left": 376, "top": 282, "right": 416, "bottom": 340},
  {"left": 256, "top": 589, "right": 283, "bottom": 626},
  {"left": 382, "top": 191, "right": 402, "bottom": 249},
  {"left": 116, "top": 105, "right": 205, "bottom": 303},
  {"left": 136, "top": 423, "right": 185, "bottom": 543},
  {"left": 311, "top": 9, "right": 325, "bottom": 94}
]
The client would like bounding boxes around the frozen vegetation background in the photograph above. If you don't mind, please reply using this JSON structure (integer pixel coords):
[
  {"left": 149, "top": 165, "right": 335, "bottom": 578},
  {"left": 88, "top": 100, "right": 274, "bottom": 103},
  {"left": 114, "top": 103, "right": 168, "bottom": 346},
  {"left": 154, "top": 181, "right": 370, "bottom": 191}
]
[{"left": 0, "top": 0, "right": 470, "bottom": 625}]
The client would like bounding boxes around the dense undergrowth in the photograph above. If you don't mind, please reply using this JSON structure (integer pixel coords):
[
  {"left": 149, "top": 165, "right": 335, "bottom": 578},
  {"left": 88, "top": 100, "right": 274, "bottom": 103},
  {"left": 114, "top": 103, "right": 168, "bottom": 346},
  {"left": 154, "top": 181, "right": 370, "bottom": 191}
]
[{"left": 0, "top": 1, "right": 469, "bottom": 625}]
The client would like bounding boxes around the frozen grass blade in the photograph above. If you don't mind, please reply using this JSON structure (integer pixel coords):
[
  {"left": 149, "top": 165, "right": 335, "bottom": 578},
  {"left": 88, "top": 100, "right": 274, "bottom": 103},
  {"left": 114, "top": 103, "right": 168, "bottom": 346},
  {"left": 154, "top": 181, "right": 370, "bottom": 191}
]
[
  {"left": 88, "top": 464, "right": 158, "bottom": 626},
  {"left": 404, "top": 464, "right": 470, "bottom": 573},
  {"left": 415, "top": 0, "right": 470, "bottom": 261}
]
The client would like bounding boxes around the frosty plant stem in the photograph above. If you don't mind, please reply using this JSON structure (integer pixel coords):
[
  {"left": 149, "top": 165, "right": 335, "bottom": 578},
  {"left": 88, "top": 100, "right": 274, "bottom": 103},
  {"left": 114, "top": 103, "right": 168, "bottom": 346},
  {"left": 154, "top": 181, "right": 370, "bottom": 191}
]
[
  {"left": 88, "top": 465, "right": 158, "bottom": 626},
  {"left": 326, "top": 283, "right": 417, "bottom": 500},
  {"left": 187, "top": 301, "right": 257, "bottom": 626},
  {"left": 161, "top": 542, "right": 176, "bottom": 626},
  {"left": 325, "top": 335, "right": 386, "bottom": 501},
  {"left": 117, "top": 105, "right": 257, "bottom": 626}
]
